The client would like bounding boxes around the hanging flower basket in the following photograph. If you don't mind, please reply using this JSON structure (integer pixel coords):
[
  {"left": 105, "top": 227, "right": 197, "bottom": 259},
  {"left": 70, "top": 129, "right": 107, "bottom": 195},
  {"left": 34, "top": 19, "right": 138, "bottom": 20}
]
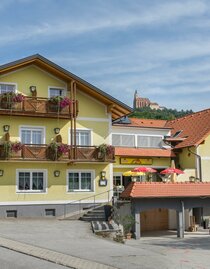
[
  {"left": 48, "top": 96, "right": 71, "bottom": 112},
  {"left": 0, "top": 92, "right": 24, "bottom": 109},
  {"left": 48, "top": 142, "right": 69, "bottom": 160},
  {"left": 98, "top": 144, "right": 115, "bottom": 160},
  {"left": 0, "top": 141, "right": 22, "bottom": 159}
]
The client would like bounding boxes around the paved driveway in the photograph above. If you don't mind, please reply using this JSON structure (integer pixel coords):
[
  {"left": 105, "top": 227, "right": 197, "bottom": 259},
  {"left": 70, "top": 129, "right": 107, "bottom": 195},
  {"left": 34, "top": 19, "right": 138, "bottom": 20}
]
[{"left": 0, "top": 219, "right": 209, "bottom": 269}]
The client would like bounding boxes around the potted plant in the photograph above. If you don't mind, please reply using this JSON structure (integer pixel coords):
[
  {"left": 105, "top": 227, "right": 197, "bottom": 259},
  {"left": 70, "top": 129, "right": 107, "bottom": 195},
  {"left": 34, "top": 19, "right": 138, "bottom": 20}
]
[
  {"left": 98, "top": 144, "right": 115, "bottom": 160},
  {"left": 2, "top": 141, "right": 12, "bottom": 158},
  {"left": 120, "top": 214, "right": 136, "bottom": 239},
  {"left": 11, "top": 142, "right": 23, "bottom": 157},
  {"left": 48, "top": 96, "right": 71, "bottom": 112},
  {"left": 0, "top": 91, "right": 24, "bottom": 109},
  {"left": 48, "top": 142, "right": 69, "bottom": 160},
  {"left": 0, "top": 141, "right": 23, "bottom": 159}
]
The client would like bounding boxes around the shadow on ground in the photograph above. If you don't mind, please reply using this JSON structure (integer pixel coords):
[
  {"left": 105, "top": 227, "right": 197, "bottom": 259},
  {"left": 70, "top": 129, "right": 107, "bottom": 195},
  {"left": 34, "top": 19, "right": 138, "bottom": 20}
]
[{"left": 140, "top": 229, "right": 210, "bottom": 250}]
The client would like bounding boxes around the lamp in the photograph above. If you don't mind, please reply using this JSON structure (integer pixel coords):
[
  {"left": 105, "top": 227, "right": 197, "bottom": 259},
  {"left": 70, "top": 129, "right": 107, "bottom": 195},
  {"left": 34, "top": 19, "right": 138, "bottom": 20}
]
[
  {"left": 0, "top": 170, "right": 4, "bottom": 176},
  {"left": 3, "top": 125, "right": 10, "bottom": 132},
  {"left": 54, "top": 170, "right": 60, "bottom": 177},
  {"left": 54, "top": 127, "right": 60, "bottom": 135},
  {"left": 29, "top": 86, "right": 36, "bottom": 93},
  {"left": 99, "top": 171, "right": 107, "bottom": 186},
  {"left": 100, "top": 171, "right": 106, "bottom": 179}
]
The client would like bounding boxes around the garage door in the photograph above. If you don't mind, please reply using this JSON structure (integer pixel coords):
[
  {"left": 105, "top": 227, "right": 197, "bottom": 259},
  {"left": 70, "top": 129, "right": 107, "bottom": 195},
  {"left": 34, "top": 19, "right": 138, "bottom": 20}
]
[{"left": 140, "top": 208, "right": 169, "bottom": 232}]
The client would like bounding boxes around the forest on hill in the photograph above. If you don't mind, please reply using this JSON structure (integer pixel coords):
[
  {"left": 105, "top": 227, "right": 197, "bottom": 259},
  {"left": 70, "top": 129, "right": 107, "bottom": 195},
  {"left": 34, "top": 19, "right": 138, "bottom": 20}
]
[{"left": 130, "top": 107, "right": 194, "bottom": 120}]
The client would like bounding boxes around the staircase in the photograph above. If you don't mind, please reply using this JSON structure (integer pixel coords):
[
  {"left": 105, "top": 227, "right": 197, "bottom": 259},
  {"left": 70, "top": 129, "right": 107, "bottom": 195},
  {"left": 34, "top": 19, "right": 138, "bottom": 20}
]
[{"left": 80, "top": 205, "right": 106, "bottom": 222}]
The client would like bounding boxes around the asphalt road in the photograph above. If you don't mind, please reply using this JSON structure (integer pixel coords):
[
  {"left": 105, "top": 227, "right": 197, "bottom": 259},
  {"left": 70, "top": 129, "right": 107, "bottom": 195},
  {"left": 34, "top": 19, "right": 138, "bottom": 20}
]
[{"left": 0, "top": 219, "right": 209, "bottom": 269}]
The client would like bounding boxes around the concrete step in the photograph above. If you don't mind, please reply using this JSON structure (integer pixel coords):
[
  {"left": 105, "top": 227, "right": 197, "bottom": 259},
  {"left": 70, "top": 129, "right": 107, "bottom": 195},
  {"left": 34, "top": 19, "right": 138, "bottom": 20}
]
[
  {"left": 85, "top": 212, "right": 105, "bottom": 216},
  {"left": 92, "top": 221, "right": 120, "bottom": 233}
]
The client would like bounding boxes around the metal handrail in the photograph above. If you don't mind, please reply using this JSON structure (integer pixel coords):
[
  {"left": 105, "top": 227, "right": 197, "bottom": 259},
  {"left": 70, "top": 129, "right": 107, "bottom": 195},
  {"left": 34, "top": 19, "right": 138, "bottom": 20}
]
[{"left": 63, "top": 188, "right": 114, "bottom": 218}]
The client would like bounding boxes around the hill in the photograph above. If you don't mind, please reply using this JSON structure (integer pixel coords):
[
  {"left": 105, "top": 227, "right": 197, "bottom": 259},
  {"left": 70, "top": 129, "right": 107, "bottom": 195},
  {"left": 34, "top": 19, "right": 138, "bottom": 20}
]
[{"left": 130, "top": 107, "right": 193, "bottom": 120}]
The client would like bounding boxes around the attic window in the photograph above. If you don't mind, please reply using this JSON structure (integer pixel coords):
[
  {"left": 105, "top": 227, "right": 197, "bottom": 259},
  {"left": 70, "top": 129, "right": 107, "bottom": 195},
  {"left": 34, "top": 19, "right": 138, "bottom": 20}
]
[
  {"left": 113, "top": 116, "right": 131, "bottom": 124},
  {"left": 173, "top": 130, "right": 182, "bottom": 137}
]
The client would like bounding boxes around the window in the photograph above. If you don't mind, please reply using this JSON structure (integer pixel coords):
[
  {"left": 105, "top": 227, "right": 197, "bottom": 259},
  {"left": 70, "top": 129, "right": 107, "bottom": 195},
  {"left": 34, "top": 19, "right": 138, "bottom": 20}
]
[
  {"left": 112, "top": 134, "right": 135, "bottom": 147},
  {"left": 49, "top": 87, "right": 65, "bottom": 98},
  {"left": 137, "top": 136, "right": 162, "bottom": 148},
  {"left": 70, "top": 130, "right": 91, "bottom": 146},
  {"left": 0, "top": 83, "right": 16, "bottom": 94},
  {"left": 173, "top": 130, "right": 182, "bottom": 137},
  {"left": 20, "top": 127, "right": 44, "bottom": 144},
  {"left": 68, "top": 171, "right": 94, "bottom": 191},
  {"left": 113, "top": 175, "right": 122, "bottom": 186},
  {"left": 16, "top": 170, "right": 47, "bottom": 192}
]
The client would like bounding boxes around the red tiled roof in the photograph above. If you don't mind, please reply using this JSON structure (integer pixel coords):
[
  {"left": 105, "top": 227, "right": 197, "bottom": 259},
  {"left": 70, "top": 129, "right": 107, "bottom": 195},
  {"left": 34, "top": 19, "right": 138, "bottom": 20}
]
[
  {"left": 114, "top": 118, "right": 169, "bottom": 129},
  {"left": 166, "top": 109, "right": 210, "bottom": 148},
  {"left": 121, "top": 182, "right": 210, "bottom": 198},
  {"left": 115, "top": 147, "right": 175, "bottom": 157}
]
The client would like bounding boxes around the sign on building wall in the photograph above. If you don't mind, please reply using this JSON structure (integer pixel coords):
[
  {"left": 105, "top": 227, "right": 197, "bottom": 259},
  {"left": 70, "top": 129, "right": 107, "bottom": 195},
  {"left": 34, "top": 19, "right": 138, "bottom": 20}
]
[{"left": 120, "top": 158, "right": 153, "bottom": 165}]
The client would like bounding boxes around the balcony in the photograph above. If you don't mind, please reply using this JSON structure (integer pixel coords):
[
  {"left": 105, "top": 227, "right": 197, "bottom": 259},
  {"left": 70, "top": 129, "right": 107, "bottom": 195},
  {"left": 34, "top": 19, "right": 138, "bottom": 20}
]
[
  {"left": 0, "top": 144, "right": 115, "bottom": 163},
  {"left": 0, "top": 96, "right": 78, "bottom": 119}
]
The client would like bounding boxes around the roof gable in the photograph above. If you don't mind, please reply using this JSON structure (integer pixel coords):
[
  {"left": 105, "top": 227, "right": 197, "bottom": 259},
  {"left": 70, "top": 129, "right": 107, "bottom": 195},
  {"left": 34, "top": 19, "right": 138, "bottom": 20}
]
[{"left": 0, "top": 54, "right": 132, "bottom": 120}]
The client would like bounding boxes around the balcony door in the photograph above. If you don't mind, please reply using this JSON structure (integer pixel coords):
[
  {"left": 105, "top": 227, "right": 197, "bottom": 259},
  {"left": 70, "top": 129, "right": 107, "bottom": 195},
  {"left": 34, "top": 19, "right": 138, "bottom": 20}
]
[{"left": 20, "top": 127, "right": 45, "bottom": 145}]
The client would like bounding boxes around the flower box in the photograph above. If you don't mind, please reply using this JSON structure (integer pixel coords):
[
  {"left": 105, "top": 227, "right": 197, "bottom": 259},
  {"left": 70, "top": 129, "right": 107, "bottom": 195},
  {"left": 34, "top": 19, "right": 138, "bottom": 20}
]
[{"left": 0, "top": 92, "right": 24, "bottom": 110}]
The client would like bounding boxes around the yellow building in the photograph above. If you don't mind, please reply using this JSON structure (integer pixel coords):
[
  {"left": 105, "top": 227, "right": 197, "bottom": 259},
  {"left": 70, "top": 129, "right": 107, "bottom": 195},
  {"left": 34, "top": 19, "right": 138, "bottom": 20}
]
[
  {"left": 112, "top": 117, "right": 174, "bottom": 191},
  {"left": 0, "top": 54, "right": 131, "bottom": 218},
  {"left": 117, "top": 112, "right": 210, "bottom": 237},
  {"left": 166, "top": 109, "right": 210, "bottom": 223}
]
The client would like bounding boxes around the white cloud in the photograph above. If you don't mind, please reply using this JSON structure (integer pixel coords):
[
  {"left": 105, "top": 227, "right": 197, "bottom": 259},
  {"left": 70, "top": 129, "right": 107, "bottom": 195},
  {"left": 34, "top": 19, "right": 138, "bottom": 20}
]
[{"left": 0, "top": 0, "right": 208, "bottom": 46}]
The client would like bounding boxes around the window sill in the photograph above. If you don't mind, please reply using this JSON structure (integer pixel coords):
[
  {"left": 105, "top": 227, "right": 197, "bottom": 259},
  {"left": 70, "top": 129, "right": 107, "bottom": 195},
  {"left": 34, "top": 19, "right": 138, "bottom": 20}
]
[
  {"left": 16, "top": 190, "right": 47, "bottom": 194},
  {"left": 67, "top": 190, "right": 94, "bottom": 193}
]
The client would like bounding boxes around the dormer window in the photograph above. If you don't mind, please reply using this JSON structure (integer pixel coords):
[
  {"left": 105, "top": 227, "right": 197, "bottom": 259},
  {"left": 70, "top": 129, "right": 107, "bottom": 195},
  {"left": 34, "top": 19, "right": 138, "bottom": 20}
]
[{"left": 173, "top": 130, "right": 182, "bottom": 137}]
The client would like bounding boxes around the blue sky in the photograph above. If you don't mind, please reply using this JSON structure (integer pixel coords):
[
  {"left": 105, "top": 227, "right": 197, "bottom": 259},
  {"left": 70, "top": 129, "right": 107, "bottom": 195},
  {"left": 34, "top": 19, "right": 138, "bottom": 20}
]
[{"left": 1, "top": 0, "right": 210, "bottom": 112}]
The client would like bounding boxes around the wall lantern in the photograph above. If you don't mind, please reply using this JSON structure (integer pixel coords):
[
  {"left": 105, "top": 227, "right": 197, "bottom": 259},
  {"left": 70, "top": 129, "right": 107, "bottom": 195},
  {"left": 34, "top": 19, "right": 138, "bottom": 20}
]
[
  {"left": 3, "top": 125, "right": 10, "bottom": 132},
  {"left": 29, "top": 86, "right": 36, "bottom": 93},
  {"left": 99, "top": 171, "right": 107, "bottom": 186},
  {"left": 0, "top": 170, "right": 4, "bottom": 177},
  {"left": 54, "top": 127, "right": 60, "bottom": 135},
  {"left": 100, "top": 171, "right": 106, "bottom": 179},
  {"left": 54, "top": 170, "right": 60, "bottom": 177}
]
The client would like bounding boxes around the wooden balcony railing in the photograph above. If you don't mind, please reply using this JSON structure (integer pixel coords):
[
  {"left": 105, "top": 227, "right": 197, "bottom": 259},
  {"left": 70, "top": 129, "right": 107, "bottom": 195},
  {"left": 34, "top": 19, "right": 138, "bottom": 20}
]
[
  {"left": 0, "top": 144, "right": 115, "bottom": 163},
  {"left": 0, "top": 96, "right": 78, "bottom": 119}
]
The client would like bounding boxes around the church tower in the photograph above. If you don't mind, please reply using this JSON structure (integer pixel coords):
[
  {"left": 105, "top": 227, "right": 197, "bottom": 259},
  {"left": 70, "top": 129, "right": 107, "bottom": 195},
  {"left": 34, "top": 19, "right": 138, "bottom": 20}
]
[{"left": 133, "top": 90, "right": 138, "bottom": 109}]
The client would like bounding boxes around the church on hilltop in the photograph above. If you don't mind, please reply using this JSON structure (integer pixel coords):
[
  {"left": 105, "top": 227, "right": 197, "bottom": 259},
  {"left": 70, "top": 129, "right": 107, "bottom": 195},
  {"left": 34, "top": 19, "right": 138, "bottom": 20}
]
[{"left": 133, "top": 90, "right": 164, "bottom": 110}]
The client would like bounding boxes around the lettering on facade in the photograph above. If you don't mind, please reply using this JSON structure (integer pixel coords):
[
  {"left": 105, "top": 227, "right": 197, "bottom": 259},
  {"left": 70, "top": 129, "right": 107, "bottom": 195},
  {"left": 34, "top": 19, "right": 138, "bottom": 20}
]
[{"left": 120, "top": 158, "right": 153, "bottom": 165}]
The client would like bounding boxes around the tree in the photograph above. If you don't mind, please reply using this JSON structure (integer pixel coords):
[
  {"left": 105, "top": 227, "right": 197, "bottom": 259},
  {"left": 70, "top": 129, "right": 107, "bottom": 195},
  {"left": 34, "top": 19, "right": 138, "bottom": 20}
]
[{"left": 130, "top": 107, "right": 193, "bottom": 120}]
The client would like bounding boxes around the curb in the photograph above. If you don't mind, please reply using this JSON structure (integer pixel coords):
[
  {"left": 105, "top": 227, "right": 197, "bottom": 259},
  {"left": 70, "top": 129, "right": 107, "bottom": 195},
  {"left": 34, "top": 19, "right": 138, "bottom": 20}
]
[{"left": 0, "top": 236, "right": 118, "bottom": 269}]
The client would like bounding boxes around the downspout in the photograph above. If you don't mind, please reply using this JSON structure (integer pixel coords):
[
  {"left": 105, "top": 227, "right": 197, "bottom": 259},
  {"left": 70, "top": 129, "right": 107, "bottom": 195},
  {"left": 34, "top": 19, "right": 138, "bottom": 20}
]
[{"left": 187, "top": 147, "right": 202, "bottom": 182}]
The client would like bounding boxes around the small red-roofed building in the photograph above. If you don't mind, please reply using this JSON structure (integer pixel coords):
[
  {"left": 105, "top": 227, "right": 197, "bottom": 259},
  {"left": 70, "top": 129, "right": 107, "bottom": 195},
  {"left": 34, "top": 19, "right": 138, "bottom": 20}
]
[{"left": 120, "top": 181, "right": 210, "bottom": 239}]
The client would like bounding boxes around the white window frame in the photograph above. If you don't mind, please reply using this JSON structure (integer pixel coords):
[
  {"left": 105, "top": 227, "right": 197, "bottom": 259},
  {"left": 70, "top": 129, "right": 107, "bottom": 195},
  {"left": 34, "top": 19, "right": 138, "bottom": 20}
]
[
  {"left": 112, "top": 132, "right": 164, "bottom": 149},
  {"left": 113, "top": 172, "right": 123, "bottom": 186},
  {"left": 19, "top": 126, "right": 46, "bottom": 144},
  {"left": 68, "top": 128, "right": 92, "bottom": 146},
  {"left": 137, "top": 135, "right": 163, "bottom": 148},
  {"left": 66, "top": 169, "right": 95, "bottom": 192},
  {"left": 112, "top": 133, "right": 135, "bottom": 147},
  {"left": 48, "top": 86, "right": 67, "bottom": 98},
  {"left": 16, "top": 169, "right": 48, "bottom": 193},
  {"left": 0, "top": 82, "right": 17, "bottom": 94}
]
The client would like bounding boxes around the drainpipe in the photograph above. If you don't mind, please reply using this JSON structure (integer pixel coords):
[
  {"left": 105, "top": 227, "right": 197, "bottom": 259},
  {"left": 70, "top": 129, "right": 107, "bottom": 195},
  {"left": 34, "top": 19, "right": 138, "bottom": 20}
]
[{"left": 187, "top": 147, "right": 202, "bottom": 182}]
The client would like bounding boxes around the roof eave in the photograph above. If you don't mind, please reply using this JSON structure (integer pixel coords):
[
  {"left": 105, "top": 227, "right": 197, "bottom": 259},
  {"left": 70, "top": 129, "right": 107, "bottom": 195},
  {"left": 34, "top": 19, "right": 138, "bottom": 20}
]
[{"left": 0, "top": 54, "right": 132, "bottom": 119}]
